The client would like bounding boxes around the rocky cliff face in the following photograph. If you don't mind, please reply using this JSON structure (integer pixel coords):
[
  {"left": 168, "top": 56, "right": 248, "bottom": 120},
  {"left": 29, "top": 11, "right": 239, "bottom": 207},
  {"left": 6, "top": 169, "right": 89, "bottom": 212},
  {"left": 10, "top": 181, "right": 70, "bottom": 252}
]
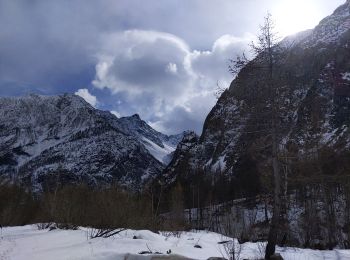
[
  {"left": 164, "top": 1, "right": 350, "bottom": 182},
  {"left": 0, "top": 94, "right": 183, "bottom": 190}
]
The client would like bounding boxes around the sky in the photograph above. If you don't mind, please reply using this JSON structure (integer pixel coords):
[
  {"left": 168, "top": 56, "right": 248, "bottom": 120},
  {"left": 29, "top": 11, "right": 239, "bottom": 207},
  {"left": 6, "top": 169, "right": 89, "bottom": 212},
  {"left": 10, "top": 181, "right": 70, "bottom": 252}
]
[{"left": 0, "top": 0, "right": 346, "bottom": 134}]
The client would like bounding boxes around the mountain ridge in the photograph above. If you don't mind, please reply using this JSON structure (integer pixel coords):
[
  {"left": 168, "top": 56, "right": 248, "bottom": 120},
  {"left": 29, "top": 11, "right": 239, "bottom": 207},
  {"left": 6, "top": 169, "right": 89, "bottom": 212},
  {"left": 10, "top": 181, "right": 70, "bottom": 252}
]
[
  {"left": 0, "top": 93, "right": 184, "bottom": 190},
  {"left": 163, "top": 1, "right": 350, "bottom": 183}
]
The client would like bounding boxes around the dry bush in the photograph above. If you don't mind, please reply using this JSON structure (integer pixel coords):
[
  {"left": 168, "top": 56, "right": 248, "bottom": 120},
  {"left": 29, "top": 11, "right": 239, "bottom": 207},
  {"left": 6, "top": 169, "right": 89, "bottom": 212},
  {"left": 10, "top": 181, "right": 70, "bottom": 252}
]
[
  {"left": 37, "top": 184, "right": 154, "bottom": 231},
  {"left": 0, "top": 182, "right": 38, "bottom": 226}
]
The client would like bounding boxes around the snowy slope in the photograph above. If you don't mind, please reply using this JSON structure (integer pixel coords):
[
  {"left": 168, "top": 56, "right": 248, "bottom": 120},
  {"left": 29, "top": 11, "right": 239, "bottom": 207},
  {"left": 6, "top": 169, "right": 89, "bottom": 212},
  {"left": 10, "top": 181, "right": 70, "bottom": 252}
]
[
  {"left": 141, "top": 137, "right": 175, "bottom": 164},
  {"left": 1, "top": 225, "right": 350, "bottom": 260},
  {"left": 117, "top": 114, "right": 185, "bottom": 164}
]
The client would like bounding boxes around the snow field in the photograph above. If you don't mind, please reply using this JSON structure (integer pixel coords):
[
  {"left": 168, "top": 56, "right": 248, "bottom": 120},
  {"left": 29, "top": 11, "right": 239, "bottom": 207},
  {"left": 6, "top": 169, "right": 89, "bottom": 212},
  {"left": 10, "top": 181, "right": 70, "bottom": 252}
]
[{"left": 1, "top": 225, "right": 350, "bottom": 260}]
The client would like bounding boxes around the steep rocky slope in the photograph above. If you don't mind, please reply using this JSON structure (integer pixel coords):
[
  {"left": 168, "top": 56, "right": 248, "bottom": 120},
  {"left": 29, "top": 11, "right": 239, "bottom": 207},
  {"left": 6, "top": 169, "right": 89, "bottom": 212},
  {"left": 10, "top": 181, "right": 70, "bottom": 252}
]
[
  {"left": 0, "top": 94, "right": 183, "bottom": 190},
  {"left": 164, "top": 1, "right": 350, "bottom": 182}
]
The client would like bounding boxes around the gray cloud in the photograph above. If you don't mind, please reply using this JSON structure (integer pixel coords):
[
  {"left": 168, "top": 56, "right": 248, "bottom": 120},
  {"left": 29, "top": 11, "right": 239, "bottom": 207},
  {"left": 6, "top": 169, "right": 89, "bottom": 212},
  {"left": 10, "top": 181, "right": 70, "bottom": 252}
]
[
  {"left": 93, "top": 31, "right": 192, "bottom": 95},
  {"left": 0, "top": 1, "right": 98, "bottom": 87}
]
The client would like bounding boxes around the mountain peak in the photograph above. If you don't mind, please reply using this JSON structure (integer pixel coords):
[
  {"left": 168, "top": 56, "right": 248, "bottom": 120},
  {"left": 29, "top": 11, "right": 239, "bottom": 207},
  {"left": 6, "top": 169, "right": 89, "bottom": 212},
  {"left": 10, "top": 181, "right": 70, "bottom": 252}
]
[{"left": 131, "top": 113, "right": 141, "bottom": 120}]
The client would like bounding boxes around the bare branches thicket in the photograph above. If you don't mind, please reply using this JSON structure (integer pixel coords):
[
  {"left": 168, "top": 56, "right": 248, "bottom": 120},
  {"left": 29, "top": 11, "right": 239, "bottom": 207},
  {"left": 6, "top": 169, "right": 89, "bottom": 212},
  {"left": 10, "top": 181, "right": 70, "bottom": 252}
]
[{"left": 89, "top": 228, "right": 126, "bottom": 239}]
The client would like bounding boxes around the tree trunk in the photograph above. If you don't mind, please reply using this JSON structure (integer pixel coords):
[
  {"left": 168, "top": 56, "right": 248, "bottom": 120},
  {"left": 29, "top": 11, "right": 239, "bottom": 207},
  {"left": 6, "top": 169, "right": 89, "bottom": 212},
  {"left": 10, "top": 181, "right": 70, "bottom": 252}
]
[{"left": 265, "top": 132, "right": 281, "bottom": 259}]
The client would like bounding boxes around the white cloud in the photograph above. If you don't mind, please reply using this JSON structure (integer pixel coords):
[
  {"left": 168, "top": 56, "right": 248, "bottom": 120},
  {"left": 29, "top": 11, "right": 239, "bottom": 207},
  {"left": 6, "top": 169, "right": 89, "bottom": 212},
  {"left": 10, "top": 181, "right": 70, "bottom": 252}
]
[
  {"left": 212, "top": 34, "right": 251, "bottom": 51},
  {"left": 189, "top": 33, "right": 254, "bottom": 90},
  {"left": 75, "top": 88, "right": 98, "bottom": 107},
  {"left": 111, "top": 110, "right": 121, "bottom": 118},
  {"left": 166, "top": 63, "right": 178, "bottom": 74},
  {"left": 92, "top": 30, "right": 252, "bottom": 134}
]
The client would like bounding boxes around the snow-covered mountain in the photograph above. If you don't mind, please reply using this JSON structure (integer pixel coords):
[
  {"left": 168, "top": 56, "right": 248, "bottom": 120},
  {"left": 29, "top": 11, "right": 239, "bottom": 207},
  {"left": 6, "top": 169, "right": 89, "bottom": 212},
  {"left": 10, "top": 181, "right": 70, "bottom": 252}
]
[
  {"left": 164, "top": 1, "right": 350, "bottom": 182},
  {"left": 0, "top": 94, "right": 184, "bottom": 190}
]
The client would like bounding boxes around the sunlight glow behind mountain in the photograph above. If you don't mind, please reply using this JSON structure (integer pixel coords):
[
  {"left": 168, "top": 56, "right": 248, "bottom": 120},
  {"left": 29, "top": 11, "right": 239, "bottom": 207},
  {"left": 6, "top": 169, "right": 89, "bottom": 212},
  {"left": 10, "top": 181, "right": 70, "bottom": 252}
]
[{"left": 272, "top": 0, "right": 344, "bottom": 37}]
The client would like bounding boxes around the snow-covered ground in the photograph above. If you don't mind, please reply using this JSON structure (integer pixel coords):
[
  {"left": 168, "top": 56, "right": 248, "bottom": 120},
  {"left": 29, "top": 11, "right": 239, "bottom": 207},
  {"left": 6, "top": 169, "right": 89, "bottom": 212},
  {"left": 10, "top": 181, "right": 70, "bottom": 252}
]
[{"left": 1, "top": 225, "right": 350, "bottom": 260}]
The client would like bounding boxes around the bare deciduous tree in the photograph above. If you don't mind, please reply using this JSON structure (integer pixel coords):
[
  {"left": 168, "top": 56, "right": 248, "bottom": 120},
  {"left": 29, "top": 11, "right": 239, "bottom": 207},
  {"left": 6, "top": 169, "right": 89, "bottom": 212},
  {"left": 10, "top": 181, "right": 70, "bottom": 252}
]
[{"left": 229, "top": 13, "right": 288, "bottom": 259}]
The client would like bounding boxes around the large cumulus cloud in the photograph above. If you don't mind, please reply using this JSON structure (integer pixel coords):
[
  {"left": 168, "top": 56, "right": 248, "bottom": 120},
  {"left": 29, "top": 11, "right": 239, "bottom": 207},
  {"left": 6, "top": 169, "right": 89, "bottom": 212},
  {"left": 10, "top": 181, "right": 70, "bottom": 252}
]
[{"left": 91, "top": 30, "right": 252, "bottom": 133}]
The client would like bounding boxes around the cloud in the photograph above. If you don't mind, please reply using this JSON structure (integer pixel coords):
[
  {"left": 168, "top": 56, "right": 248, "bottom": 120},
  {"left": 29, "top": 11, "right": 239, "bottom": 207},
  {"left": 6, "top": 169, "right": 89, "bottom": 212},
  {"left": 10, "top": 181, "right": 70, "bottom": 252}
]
[
  {"left": 75, "top": 88, "right": 98, "bottom": 107},
  {"left": 148, "top": 92, "right": 217, "bottom": 133},
  {"left": 166, "top": 63, "right": 178, "bottom": 74},
  {"left": 92, "top": 30, "right": 196, "bottom": 131},
  {"left": 0, "top": 0, "right": 98, "bottom": 90},
  {"left": 92, "top": 30, "right": 192, "bottom": 95},
  {"left": 110, "top": 110, "right": 121, "bottom": 118},
  {"left": 92, "top": 30, "right": 252, "bottom": 134}
]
